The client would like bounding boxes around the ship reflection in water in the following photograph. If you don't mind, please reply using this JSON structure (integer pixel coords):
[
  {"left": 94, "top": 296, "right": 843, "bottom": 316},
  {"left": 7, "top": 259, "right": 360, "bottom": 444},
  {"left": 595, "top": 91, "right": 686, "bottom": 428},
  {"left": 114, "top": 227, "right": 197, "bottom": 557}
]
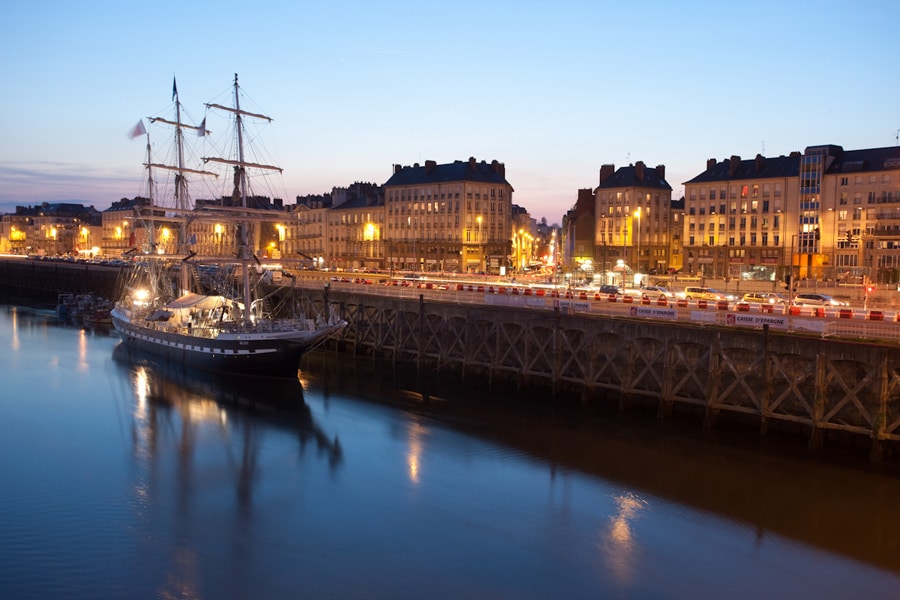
[{"left": 112, "top": 344, "right": 343, "bottom": 504}]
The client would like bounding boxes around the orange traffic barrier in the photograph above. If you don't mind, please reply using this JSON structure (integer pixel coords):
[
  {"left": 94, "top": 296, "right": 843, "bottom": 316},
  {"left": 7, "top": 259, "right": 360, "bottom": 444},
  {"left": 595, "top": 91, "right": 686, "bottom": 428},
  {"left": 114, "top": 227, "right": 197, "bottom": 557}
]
[
  {"left": 869, "top": 311, "right": 884, "bottom": 321},
  {"left": 789, "top": 306, "right": 801, "bottom": 316},
  {"left": 736, "top": 302, "right": 750, "bottom": 312},
  {"left": 698, "top": 299, "right": 707, "bottom": 309},
  {"left": 838, "top": 308, "right": 852, "bottom": 319},
  {"left": 814, "top": 307, "right": 826, "bottom": 318}
]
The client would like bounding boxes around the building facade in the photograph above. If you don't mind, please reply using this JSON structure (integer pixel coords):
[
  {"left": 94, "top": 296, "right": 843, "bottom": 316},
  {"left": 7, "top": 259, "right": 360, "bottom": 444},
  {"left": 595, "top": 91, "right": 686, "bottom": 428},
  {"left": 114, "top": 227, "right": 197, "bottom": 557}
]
[
  {"left": 383, "top": 157, "right": 514, "bottom": 274},
  {"left": 683, "top": 145, "right": 900, "bottom": 284},
  {"left": 682, "top": 153, "right": 796, "bottom": 280},
  {"left": 594, "top": 162, "right": 673, "bottom": 283},
  {"left": 324, "top": 184, "right": 385, "bottom": 272},
  {"left": 2, "top": 203, "right": 102, "bottom": 257}
]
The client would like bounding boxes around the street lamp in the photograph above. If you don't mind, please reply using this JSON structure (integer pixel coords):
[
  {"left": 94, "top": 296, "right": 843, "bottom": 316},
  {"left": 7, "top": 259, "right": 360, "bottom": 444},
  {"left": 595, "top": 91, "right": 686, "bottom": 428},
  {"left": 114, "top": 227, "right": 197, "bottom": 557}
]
[
  {"left": 364, "top": 222, "right": 376, "bottom": 270},
  {"left": 476, "top": 215, "right": 483, "bottom": 273},
  {"left": 275, "top": 223, "right": 285, "bottom": 259},
  {"left": 775, "top": 208, "right": 785, "bottom": 290},
  {"left": 788, "top": 233, "right": 797, "bottom": 304},
  {"left": 634, "top": 207, "right": 642, "bottom": 284},
  {"left": 515, "top": 228, "right": 524, "bottom": 272}
]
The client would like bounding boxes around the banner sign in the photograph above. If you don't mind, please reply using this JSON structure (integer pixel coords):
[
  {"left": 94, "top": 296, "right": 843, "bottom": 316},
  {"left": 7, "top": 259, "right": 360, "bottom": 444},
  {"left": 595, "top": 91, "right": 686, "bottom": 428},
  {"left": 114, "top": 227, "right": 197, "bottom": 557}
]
[{"left": 725, "top": 313, "right": 788, "bottom": 329}]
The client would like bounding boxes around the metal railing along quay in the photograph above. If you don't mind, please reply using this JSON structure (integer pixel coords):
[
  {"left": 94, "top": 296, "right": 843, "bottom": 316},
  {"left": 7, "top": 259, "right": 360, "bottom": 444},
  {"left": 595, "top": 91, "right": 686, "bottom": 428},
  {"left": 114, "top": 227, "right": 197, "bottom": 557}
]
[{"left": 307, "top": 276, "right": 900, "bottom": 344}]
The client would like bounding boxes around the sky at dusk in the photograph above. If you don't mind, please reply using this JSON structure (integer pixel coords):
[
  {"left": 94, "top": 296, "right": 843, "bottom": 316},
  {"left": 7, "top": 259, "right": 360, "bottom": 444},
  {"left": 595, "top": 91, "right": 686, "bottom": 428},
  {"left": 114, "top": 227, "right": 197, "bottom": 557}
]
[{"left": 1, "top": 0, "right": 898, "bottom": 224}]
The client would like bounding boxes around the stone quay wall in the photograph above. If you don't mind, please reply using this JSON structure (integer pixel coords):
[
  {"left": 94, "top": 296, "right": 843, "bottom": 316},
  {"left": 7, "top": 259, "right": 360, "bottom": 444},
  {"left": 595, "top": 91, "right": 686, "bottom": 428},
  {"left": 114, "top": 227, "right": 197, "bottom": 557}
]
[{"left": 324, "top": 287, "right": 900, "bottom": 460}]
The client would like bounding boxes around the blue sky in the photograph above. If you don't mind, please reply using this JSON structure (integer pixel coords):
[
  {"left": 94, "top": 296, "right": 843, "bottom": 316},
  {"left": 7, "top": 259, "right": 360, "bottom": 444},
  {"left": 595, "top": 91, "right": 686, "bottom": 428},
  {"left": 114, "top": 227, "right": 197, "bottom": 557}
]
[{"left": 1, "top": 0, "right": 897, "bottom": 224}]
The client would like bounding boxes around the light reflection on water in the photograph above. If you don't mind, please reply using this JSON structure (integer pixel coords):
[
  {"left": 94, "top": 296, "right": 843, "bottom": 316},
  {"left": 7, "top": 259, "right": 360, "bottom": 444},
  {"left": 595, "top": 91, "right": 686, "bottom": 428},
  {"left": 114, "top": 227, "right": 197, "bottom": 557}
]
[{"left": 1, "top": 305, "right": 900, "bottom": 599}]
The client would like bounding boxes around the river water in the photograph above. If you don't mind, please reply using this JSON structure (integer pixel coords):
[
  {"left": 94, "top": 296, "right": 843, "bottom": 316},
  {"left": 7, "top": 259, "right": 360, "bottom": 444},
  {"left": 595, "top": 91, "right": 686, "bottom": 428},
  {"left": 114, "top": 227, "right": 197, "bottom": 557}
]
[{"left": 1, "top": 304, "right": 900, "bottom": 599}]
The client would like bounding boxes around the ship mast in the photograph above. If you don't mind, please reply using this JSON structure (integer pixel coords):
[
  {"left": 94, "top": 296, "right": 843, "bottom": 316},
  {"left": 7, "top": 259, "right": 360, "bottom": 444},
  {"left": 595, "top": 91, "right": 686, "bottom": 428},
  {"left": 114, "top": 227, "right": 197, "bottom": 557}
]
[
  {"left": 146, "top": 79, "right": 217, "bottom": 254},
  {"left": 203, "top": 73, "right": 281, "bottom": 326}
]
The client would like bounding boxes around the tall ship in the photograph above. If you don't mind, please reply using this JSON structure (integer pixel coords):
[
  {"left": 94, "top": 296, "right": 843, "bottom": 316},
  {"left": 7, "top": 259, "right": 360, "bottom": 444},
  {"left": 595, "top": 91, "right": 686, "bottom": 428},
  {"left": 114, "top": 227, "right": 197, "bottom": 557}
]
[{"left": 111, "top": 75, "right": 346, "bottom": 376}]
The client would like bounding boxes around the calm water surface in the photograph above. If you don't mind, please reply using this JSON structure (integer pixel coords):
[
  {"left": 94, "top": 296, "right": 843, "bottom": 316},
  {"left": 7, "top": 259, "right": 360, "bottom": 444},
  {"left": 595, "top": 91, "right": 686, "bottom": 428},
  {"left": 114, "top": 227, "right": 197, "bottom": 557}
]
[{"left": 1, "top": 304, "right": 900, "bottom": 599}]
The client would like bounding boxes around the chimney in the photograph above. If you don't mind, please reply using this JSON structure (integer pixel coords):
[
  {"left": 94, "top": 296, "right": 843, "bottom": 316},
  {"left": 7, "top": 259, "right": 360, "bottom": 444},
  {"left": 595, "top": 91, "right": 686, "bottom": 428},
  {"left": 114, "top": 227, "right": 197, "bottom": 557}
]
[
  {"left": 394, "top": 164, "right": 402, "bottom": 174},
  {"left": 491, "top": 160, "right": 505, "bottom": 177},
  {"left": 599, "top": 164, "right": 615, "bottom": 184},
  {"left": 576, "top": 189, "right": 594, "bottom": 214},
  {"left": 706, "top": 158, "right": 717, "bottom": 171},
  {"left": 635, "top": 161, "right": 645, "bottom": 182},
  {"left": 425, "top": 160, "right": 436, "bottom": 174},
  {"left": 755, "top": 153, "right": 764, "bottom": 172},
  {"left": 468, "top": 156, "right": 477, "bottom": 169},
  {"left": 729, "top": 155, "right": 741, "bottom": 177},
  {"left": 655, "top": 164, "right": 665, "bottom": 181}
]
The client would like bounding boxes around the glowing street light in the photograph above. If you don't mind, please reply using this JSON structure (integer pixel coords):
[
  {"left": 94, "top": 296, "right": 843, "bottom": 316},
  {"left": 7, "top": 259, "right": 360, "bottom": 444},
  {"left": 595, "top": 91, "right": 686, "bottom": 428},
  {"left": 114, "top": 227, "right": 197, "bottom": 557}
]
[
  {"left": 633, "top": 207, "right": 641, "bottom": 279},
  {"left": 476, "top": 215, "right": 483, "bottom": 272}
]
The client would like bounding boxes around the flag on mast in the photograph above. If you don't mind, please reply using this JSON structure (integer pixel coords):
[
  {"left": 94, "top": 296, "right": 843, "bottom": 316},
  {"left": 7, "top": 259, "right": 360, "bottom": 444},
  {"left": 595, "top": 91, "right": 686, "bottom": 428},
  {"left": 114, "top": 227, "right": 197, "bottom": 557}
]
[
  {"left": 172, "top": 77, "right": 178, "bottom": 101},
  {"left": 128, "top": 119, "right": 146, "bottom": 139},
  {"left": 197, "top": 117, "right": 206, "bottom": 137}
]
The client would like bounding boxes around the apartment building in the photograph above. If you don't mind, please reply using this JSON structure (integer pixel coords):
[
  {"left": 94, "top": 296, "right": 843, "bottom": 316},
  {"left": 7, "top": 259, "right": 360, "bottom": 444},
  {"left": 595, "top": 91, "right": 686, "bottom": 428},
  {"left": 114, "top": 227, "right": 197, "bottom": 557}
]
[
  {"left": 683, "top": 145, "right": 900, "bottom": 283},
  {"left": 383, "top": 157, "right": 513, "bottom": 274},
  {"left": 594, "top": 161, "right": 673, "bottom": 278}
]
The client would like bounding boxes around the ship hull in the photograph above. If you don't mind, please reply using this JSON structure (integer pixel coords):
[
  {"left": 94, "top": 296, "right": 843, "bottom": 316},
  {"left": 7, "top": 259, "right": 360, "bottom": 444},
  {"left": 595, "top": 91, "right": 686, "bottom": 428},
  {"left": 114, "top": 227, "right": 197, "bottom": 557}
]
[{"left": 111, "top": 311, "right": 338, "bottom": 377}]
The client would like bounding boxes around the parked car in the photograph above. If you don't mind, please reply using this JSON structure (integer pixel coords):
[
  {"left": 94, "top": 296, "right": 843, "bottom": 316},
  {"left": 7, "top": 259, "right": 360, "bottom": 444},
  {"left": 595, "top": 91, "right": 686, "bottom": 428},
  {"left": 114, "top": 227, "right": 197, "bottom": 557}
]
[
  {"left": 741, "top": 292, "right": 788, "bottom": 305},
  {"left": 792, "top": 293, "right": 848, "bottom": 307},
  {"left": 598, "top": 284, "right": 621, "bottom": 295},
  {"left": 683, "top": 286, "right": 735, "bottom": 301}
]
